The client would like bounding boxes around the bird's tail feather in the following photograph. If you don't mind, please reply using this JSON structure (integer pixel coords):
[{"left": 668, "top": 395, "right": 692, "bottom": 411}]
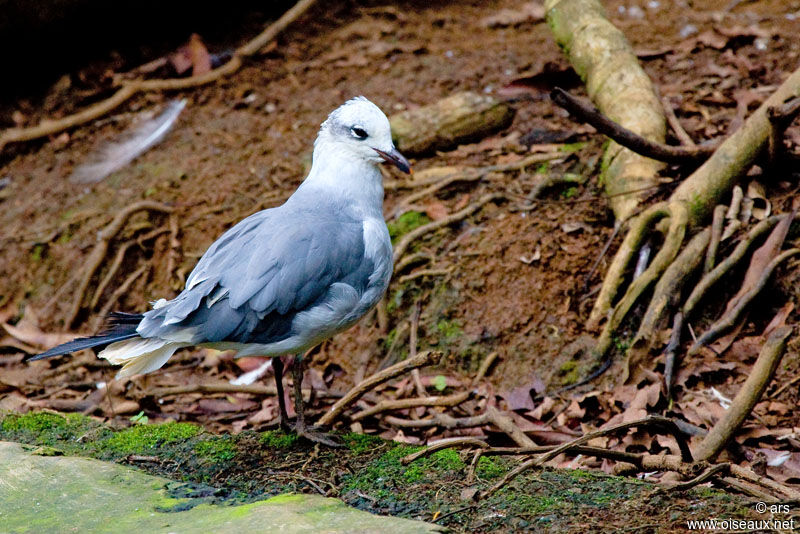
[
  {"left": 27, "top": 312, "right": 144, "bottom": 361},
  {"left": 101, "top": 338, "right": 185, "bottom": 378}
]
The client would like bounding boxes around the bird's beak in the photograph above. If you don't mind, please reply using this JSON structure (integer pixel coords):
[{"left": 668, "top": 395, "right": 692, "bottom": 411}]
[{"left": 374, "top": 147, "right": 412, "bottom": 174}]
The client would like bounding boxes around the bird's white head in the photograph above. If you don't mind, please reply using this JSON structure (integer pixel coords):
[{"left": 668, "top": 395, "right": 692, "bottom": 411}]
[{"left": 316, "top": 96, "right": 411, "bottom": 174}]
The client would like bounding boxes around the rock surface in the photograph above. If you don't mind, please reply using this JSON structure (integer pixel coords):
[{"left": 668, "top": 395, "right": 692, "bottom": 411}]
[{"left": 0, "top": 441, "right": 442, "bottom": 534}]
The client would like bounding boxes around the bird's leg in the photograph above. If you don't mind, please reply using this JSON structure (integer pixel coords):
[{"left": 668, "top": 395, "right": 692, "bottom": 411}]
[
  {"left": 292, "top": 356, "right": 306, "bottom": 430},
  {"left": 291, "top": 356, "right": 342, "bottom": 447},
  {"left": 271, "top": 356, "right": 291, "bottom": 432}
]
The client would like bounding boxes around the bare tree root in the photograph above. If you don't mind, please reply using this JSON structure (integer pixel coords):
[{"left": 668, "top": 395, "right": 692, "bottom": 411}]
[
  {"left": 545, "top": 0, "right": 666, "bottom": 222},
  {"left": 471, "top": 351, "right": 498, "bottom": 386},
  {"left": 728, "top": 463, "right": 800, "bottom": 500},
  {"left": 688, "top": 250, "right": 799, "bottom": 355},
  {"left": 682, "top": 216, "right": 780, "bottom": 317},
  {"left": 551, "top": 88, "right": 714, "bottom": 164},
  {"left": 693, "top": 326, "right": 792, "bottom": 461},
  {"left": 0, "top": 0, "right": 319, "bottom": 150},
  {"left": 587, "top": 65, "right": 800, "bottom": 371},
  {"left": 627, "top": 226, "right": 710, "bottom": 367},
  {"left": 316, "top": 350, "right": 441, "bottom": 427},
  {"left": 594, "top": 206, "right": 688, "bottom": 377},
  {"left": 767, "top": 96, "right": 800, "bottom": 165},
  {"left": 65, "top": 201, "right": 173, "bottom": 328},
  {"left": 526, "top": 173, "right": 585, "bottom": 202},
  {"left": 397, "top": 268, "right": 453, "bottom": 284},
  {"left": 587, "top": 204, "right": 669, "bottom": 329},
  {"left": 704, "top": 205, "right": 727, "bottom": 273},
  {"left": 663, "top": 312, "right": 684, "bottom": 398},
  {"left": 90, "top": 227, "right": 170, "bottom": 309}
]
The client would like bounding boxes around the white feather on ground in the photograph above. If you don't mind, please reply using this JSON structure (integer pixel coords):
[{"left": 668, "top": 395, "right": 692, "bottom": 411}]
[{"left": 69, "top": 99, "right": 187, "bottom": 184}]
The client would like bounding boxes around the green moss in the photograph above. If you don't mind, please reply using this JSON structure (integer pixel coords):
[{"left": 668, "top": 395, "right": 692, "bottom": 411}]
[
  {"left": 613, "top": 335, "right": 631, "bottom": 353},
  {"left": 558, "top": 141, "right": 587, "bottom": 152},
  {"left": 343, "top": 433, "right": 385, "bottom": 455},
  {"left": 385, "top": 288, "right": 405, "bottom": 315},
  {"left": 341, "top": 444, "right": 422, "bottom": 498},
  {"left": 560, "top": 186, "right": 578, "bottom": 199},
  {"left": 194, "top": 437, "right": 236, "bottom": 462},
  {"left": 435, "top": 319, "right": 462, "bottom": 343},
  {"left": 383, "top": 327, "right": 399, "bottom": 351},
  {"left": 1, "top": 412, "right": 97, "bottom": 447},
  {"left": 476, "top": 456, "right": 505, "bottom": 479},
  {"left": 260, "top": 430, "right": 299, "bottom": 449},
  {"left": 103, "top": 422, "right": 201, "bottom": 454},
  {"left": 265, "top": 493, "right": 304, "bottom": 504},
  {"left": 343, "top": 444, "right": 467, "bottom": 496},
  {"left": 30, "top": 244, "right": 44, "bottom": 262},
  {"left": 689, "top": 192, "right": 706, "bottom": 219},
  {"left": 558, "top": 359, "right": 581, "bottom": 386},
  {"left": 510, "top": 494, "right": 566, "bottom": 515},
  {"left": 387, "top": 211, "right": 430, "bottom": 244}
]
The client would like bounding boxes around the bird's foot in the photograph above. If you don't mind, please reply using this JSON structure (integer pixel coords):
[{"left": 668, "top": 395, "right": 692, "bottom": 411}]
[{"left": 293, "top": 422, "right": 343, "bottom": 448}]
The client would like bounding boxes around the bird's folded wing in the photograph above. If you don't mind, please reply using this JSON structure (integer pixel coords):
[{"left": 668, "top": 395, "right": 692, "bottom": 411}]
[{"left": 139, "top": 207, "right": 375, "bottom": 344}]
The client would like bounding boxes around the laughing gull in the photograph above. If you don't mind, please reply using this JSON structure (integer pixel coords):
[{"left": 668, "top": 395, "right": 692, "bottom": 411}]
[{"left": 32, "top": 96, "right": 411, "bottom": 444}]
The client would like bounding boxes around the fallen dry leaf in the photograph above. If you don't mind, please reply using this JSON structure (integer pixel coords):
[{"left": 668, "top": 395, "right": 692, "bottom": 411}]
[
  {"left": 2, "top": 321, "right": 75, "bottom": 351},
  {"left": 424, "top": 200, "right": 449, "bottom": 221}
]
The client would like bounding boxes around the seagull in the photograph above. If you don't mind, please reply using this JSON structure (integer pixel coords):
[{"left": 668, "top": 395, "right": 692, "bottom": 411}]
[{"left": 30, "top": 96, "right": 411, "bottom": 444}]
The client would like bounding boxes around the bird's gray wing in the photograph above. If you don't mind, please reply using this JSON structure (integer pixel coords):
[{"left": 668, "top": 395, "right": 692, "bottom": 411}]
[{"left": 138, "top": 206, "right": 377, "bottom": 345}]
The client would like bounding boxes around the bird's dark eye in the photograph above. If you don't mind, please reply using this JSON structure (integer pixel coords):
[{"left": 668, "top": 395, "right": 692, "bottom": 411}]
[{"left": 350, "top": 127, "right": 368, "bottom": 140}]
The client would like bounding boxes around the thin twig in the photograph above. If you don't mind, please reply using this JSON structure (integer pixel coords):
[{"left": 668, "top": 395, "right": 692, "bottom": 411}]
[
  {"left": 148, "top": 382, "right": 341, "bottom": 398},
  {"left": 393, "top": 193, "right": 504, "bottom": 265},
  {"left": 397, "top": 268, "right": 453, "bottom": 284},
  {"left": 384, "top": 405, "right": 535, "bottom": 448},
  {"left": 317, "top": 351, "right": 441, "bottom": 427},
  {"left": 662, "top": 97, "right": 697, "bottom": 147},
  {"left": 471, "top": 351, "right": 498, "bottom": 387},
  {"left": 659, "top": 463, "right": 730, "bottom": 493},
  {"left": 408, "top": 300, "right": 425, "bottom": 398},
  {"left": 551, "top": 88, "right": 715, "bottom": 164},
  {"left": 477, "top": 416, "right": 693, "bottom": 500},
  {"left": 351, "top": 391, "right": 470, "bottom": 421}
]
